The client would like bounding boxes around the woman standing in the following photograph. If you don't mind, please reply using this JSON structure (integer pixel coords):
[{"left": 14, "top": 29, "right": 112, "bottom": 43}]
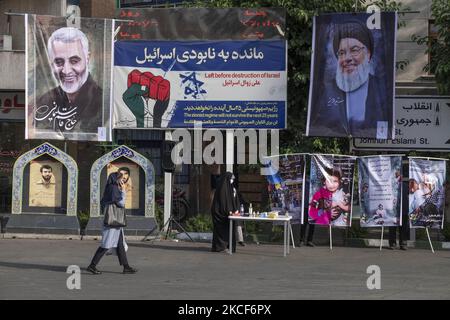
[
  {"left": 211, "top": 172, "right": 240, "bottom": 253},
  {"left": 87, "top": 171, "right": 137, "bottom": 274}
]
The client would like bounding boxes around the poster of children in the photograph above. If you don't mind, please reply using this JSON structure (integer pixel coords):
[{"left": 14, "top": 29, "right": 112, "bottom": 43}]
[
  {"left": 265, "top": 154, "right": 306, "bottom": 224},
  {"left": 409, "top": 158, "right": 446, "bottom": 229},
  {"left": 358, "top": 155, "right": 402, "bottom": 227},
  {"left": 308, "top": 154, "right": 356, "bottom": 227}
]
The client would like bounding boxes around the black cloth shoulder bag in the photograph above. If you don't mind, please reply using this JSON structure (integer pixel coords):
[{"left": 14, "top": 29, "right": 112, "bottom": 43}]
[{"left": 103, "top": 204, "right": 127, "bottom": 227}]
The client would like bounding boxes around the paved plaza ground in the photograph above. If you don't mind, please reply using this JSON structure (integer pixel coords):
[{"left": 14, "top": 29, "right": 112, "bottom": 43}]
[{"left": 0, "top": 238, "right": 449, "bottom": 300}]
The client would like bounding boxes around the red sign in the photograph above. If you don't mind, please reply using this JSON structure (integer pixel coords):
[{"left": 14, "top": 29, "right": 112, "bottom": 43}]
[{"left": 0, "top": 92, "right": 25, "bottom": 120}]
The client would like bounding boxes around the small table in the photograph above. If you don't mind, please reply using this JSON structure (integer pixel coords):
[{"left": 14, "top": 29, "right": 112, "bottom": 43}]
[{"left": 228, "top": 215, "right": 292, "bottom": 257}]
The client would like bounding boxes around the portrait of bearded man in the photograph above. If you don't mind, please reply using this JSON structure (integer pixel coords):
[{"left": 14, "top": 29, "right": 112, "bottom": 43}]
[
  {"left": 307, "top": 14, "right": 396, "bottom": 139},
  {"left": 38, "top": 164, "right": 55, "bottom": 187},
  {"left": 29, "top": 163, "right": 62, "bottom": 208},
  {"left": 32, "top": 27, "right": 103, "bottom": 134}
]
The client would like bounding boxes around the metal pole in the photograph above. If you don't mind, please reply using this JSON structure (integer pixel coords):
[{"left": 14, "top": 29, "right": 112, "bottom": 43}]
[
  {"left": 290, "top": 223, "right": 295, "bottom": 249},
  {"left": 226, "top": 130, "right": 234, "bottom": 173},
  {"left": 287, "top": 221, "right": 291, "bottom": 253},
  {"left": 380, "top": 226, "right": 384, "bottom": 251},
  {"left": 329, "top": 224, "right": 333, "bottom": 251},
  {"left": 163, "top": 131, "right": 172, "bottom": 232},
  {"left": 229, "top": 218, "right": 233, "bottom": 255},
  {"left": 426, "top": 227, "right": 435, "bottom": 254}
]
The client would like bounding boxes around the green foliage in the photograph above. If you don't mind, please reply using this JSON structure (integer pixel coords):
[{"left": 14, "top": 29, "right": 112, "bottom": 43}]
[
  {"left": 244, "top": 220, "right": 273, "bottom": 243},
  {"left": 95, "top": 141, "right": 122, "bottom": 154},
  {"left": 154, "top": 203, "right": 164, "bottom": 230},
  {"left": 77, "top": 211, "right": 90, "bottom": 231},
  {"left": 185, "top": 214, "right": 213, "bottom": 232},
  {"left": 413, "top": 0, "right": 450, "bottom": 94},
  {"left": 153, "top": 176, "right": 165, "bottom": 230},
  {"left": 415, "top": 228, "right": 427, "bottom": 241},
  {"left": 442, "top": 222, "right": 450, "bottom": 242},
  {"left": 244, "top": 220, "right": 268, "bottom": 234},
  {"left": 271, "top": 225, "right": 284, "bottom": 242},
  {"left": 347, "top": 220, "right": 369, "bottom": 239}
]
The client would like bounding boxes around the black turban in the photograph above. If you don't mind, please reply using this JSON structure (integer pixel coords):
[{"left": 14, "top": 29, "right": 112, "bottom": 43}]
[{"left": 333, "top": 20, "right": 374, "bottom": 58}]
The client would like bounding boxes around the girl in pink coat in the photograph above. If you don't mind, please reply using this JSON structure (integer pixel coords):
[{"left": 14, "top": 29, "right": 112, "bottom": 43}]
[{"left": 309, "top": 168, "right": 349, "bottom": 225}]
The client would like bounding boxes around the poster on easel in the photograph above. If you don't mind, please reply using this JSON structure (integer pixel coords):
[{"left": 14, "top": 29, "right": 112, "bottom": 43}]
[
  {"left": 359, "top": 155, "right": 402, "bottom": 227},
  {"left": 308, "top": 154, "right": 356, "bottom": 227},
  {"left": 264, "top": 154, "right": 306, "bottom": 224},
  {"left": 408, "top": 157, "right": 446, "bottom": 229}
]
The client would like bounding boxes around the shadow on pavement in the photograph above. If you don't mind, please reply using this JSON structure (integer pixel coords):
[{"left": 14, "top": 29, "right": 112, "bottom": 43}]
[
  {"left": 0, "top": 261, "right": 68, "bottom": 273},
  {"left": 128, "top": 242, "right": 290, "bottom": 257},
  {"left": 0, "top": 261, "right": 125, "bottom": 275},
  {"left": 128, "top": 242, "right": 211, "bottom": 253}
]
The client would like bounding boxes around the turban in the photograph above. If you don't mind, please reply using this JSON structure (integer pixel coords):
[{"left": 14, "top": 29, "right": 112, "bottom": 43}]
[{"left": 333, "top": 20, "right": 374, "bottom": 58}]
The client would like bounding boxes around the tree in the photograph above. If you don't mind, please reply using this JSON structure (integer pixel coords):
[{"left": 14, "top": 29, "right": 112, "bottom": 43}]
[
  {"left": 192, "top": 0, "right": 405, "bottom": 154},
  {"left": 414, "top": 0, "right": 450, "bottom": 94}
]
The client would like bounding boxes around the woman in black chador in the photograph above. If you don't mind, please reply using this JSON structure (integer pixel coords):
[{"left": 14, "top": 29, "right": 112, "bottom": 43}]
[{"left": 211, "top": 172, "right": 240, "bottom": 253}]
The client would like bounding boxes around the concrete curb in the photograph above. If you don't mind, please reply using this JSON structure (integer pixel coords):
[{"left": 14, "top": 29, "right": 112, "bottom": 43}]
[
  {"left": 175, "top": 232, "right": 212, "bottom": 242},
  {"left": 356, "top": 239, "right": 450, "bottom": 251},
  {"left": 0, "top": 233, "right": 158, "bottom": 242},
  {"left": 1, "top": 233, "right": 81, "bottom": 240},
  {"left": 1, "top": 232, "right": 450, "bottom": 250}
]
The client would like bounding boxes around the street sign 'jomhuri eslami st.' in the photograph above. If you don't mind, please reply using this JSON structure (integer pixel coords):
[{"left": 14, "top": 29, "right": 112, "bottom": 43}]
[{"left": 353, "top": 96, "right": 450, "bottom": 151}]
